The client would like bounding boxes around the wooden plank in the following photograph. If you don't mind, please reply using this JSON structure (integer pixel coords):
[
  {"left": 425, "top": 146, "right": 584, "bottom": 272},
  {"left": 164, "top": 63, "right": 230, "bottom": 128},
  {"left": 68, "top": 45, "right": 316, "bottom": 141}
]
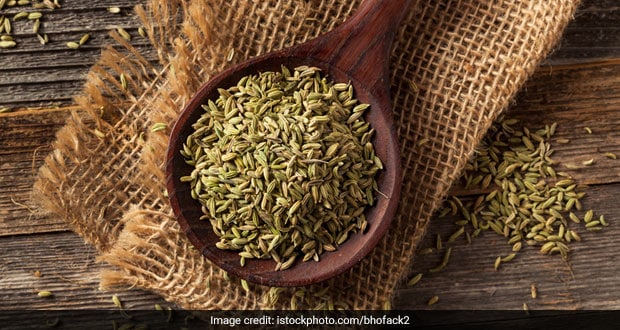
[
  {"left": 394, "top": 182, "right": 620, "bottom": 309},
  {"left": 0, "top": 109, "right": 73, "bottom": 235},
  {"left": 0, "top": 231, "right": 168, "bottom": 310},
  {"left": 546, "top": 0, "right": 620, "bottom": 64},
  {"left": 448, "top": 59, "right": 620, "bottom": 196},
  {"left": 507, "top": 60, "right": 620, "bottom": 186},
  {"left": 0, "top": 184, "right": 617, "bottom": 310},
  {"left": 0, "top": 0, "right": 150, "bottom": 110}
]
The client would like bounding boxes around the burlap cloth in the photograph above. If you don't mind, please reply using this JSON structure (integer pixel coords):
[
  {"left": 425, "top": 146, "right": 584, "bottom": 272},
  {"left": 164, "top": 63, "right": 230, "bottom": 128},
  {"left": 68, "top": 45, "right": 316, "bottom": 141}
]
[{"left": 33, "top": 0, "right": 580, "bottom": 309}]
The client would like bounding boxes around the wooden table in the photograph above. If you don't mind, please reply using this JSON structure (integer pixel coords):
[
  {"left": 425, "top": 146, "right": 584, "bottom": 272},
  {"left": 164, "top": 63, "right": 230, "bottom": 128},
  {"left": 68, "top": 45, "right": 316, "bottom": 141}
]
[{"left": 1, "top": 0, "right": 619, "bottom": 317}]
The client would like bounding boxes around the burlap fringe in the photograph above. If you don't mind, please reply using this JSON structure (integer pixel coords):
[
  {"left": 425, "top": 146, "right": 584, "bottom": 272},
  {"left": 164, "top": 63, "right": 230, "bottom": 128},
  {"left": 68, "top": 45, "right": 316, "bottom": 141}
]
[{"left": 34, "top": 0, "right": 581, "bottom": 310}]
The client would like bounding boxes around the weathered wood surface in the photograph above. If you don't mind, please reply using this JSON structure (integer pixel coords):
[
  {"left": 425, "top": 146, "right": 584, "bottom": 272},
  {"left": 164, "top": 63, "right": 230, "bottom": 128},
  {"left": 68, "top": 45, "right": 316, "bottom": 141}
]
[{"left": 1, "top": 0, "right": 619, "bottom": 312}]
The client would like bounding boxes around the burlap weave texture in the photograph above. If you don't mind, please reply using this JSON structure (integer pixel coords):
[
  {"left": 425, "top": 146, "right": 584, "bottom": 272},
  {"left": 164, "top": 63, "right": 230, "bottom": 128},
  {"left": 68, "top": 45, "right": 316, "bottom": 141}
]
[{"left": 34, "top": 0, "right": 580, "bottom": 309}]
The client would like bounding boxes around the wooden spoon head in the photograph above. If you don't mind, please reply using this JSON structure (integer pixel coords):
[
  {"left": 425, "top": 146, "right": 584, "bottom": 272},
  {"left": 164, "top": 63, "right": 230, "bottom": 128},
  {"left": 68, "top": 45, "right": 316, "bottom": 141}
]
[{"left": 165, "top": 54, "right": 401, "bottom": 287}]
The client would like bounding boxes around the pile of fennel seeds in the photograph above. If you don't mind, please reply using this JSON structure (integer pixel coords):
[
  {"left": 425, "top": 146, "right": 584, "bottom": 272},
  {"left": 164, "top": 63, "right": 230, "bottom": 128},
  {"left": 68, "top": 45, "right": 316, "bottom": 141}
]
[
  {"left": 180, "top": 65, "right": 383, "bottom": 271},
  {"left": 407, "top": 116, "right": 609, "bottom": 302}
]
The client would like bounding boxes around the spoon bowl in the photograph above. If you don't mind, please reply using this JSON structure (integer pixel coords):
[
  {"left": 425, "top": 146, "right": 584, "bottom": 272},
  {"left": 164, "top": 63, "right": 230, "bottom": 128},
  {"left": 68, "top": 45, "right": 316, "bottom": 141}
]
[{"left": 166, "top": 0, "right": 409, "bottom": 287}]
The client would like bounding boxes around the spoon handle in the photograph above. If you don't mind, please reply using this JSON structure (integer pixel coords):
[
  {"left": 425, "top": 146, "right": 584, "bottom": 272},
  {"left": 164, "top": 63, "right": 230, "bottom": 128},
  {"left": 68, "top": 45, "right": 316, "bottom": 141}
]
[{"left": 296, "top": 0, "right": 413, "bottom": 92}]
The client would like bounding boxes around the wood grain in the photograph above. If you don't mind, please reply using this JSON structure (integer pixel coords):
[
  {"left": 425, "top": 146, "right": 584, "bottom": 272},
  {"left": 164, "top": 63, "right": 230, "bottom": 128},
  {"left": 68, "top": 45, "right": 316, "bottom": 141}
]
[
  {"left": 0, "top": 231, "right": 168, "bottom": 310},
  {"left": 0, "top": 109, "right": 71, "bottom": 235},
  {"left": 0, "top": 0, "right": 152, "bottom": 110}
]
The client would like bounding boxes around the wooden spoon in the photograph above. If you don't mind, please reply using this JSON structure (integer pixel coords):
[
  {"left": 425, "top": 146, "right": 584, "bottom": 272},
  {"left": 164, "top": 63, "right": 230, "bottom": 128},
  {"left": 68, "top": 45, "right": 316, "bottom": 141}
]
[{"left": 166, "top": 0, "right": 410, "bottom": 287}]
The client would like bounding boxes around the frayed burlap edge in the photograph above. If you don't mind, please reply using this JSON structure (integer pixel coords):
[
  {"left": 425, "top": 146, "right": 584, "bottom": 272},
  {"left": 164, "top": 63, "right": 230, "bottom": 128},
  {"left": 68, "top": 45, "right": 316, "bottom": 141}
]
[{"left": 34, "top": 0, "right": 581, "bottom": 310}]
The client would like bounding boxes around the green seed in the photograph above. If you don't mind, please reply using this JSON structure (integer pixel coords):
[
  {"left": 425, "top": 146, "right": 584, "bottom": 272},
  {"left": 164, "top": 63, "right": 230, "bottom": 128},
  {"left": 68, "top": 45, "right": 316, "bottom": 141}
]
[
  {"left": 494, "top": 256, "right": 501, "bottom": 270},
  {"left": 447, "top": 226, "right": 465, "bottom": 243},
  {"left": 3, "top": 16, "right": 10, "bottom": 34},
  {"left": 151, "top": 122, "right": 167, "bottom": 132},
  {"left": 406, "top": 273, "right": 423, "bottom": 287},
  {"left": 0, "top": 40, "right": 16, "bottom": 48},
  {"left": 584, "top": 210, "right": 594, "bottom": 223},
  {"left": 66, "top": 41, "right": 80, "bottom": 49},
  {"left": 37, "top": 33, "right": 48, "bottom": 45},
  {"left": 119, "top": 73, "right": 127, "bottom": 89},
  {"left": 501, "top": 253, "right": 516, "bottom": 262},
  {"left": 13, "top": 11, "right": 28, "bottom": 20},
  {"left": 112, "top": 295, "right": 122, "bottom": 308},
  {"left": 427, "top": 295, "right": 439, "bottom": 306},
  {"left": 117, "top": 27, "right": 131, "bottom": 41},
  {"left": 599, "top": 215, "right": 608, "bottom": 226},
  {"left": 37, "top": 291, "right": 53, "bottom": 298},
  {"left": 27, "top": 12, "right": 42, "bottom": 20},
  {"left": 79, "top": 33, "right": 90, "bottom": 45},
  {"left": 240, "top": 279, "right": 250, "bottom": 292},
  {"left": 31, "top": 19, "right": 43, "bottom": 35},
  {"left": 582, "top": 158, "right": 594, "bottom": 166}
]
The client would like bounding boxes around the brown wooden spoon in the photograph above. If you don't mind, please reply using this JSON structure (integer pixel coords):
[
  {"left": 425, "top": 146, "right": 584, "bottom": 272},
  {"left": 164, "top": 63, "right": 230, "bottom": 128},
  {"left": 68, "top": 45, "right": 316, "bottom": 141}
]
[{"left": 166, "top": 0, "right": 410, "bottom": 287}]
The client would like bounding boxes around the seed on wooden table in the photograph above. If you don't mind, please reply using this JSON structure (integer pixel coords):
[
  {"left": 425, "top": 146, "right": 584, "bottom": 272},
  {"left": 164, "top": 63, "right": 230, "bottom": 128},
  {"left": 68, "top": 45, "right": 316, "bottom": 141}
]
[
  {"left": 494, "top": 256, "right": 502, "bottom": 271},
  {"left": 583, "top": 210, "right": 594, "bottom": 223},
  {"left": 13, "top": 11, "right": 28, "bottom": 20},
  {"left": 599, "top": 215, "right": 608, "bottom": 226},
  {"left": 501, "top": 253, "right": 516, "bottom": 262},
  {"left": 582, "top": 158, "right": 594, "bottom": 166},
  {"left": 66, "top": 41, "right": 80, "bottom": 49},
  {"left": 37, "top": 291, "right": 53, "bottom": 298},
  {"left": 32, "top": 18, "right": 40, "bottom": 33},
  {"left": 37, "top": 33, "right": 48, "bottom": 45},
  {"left": 3, "top": 17, "right": 9, "bottom": 34},
  {"left": 27, "top": 12, "right": 42, "bottom": 20},
  {"left": 79, "top": 33, "right": 90, "bottom": 45},
  {"left": 107, "top": 6, "right": 121, "bottom": 13},
  {"left": 539, "top": 241, "right": 555, "bottom": 255},
  {"left": 0, "top": 40, "right": 16, "bottom": 48},
  {"left": 427, "top": 295, "right": 439, "bottom": 306},
  {"left": 112, "top": 295, "right": 122, "bottom": 308},
  {"left": 406, "top": 273, "right": 423, "bottom": 287}
]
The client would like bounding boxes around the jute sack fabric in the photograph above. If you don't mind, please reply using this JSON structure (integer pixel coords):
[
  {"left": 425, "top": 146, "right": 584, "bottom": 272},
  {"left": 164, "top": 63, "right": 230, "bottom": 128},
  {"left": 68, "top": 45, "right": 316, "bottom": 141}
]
[{"left": 34, "top": 0, "right": 580, "bottom": 309}]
